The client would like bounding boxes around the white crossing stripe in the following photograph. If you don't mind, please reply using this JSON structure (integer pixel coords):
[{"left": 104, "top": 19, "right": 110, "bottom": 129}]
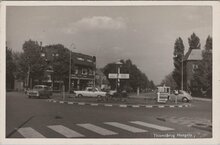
[
  {"left": 17, "top": 127, "right": 45, "bottom": 138},
  {"left": 104, "top": 104, "right": 112, "bottom": 107},
  {"left": 91, "top": 103, "right": 98, "bottom": 106},
  {"left": 130, "top": 121, "right": 174, "bottom": 131},
  {"left": 104, "top": 122, "right": 147, "bottom": 133},
  {"left": 78, "top": 102, "right": 85, "bottom": 105},
  {"left": 77, "top": 123, "right": 117, "bottom": 135},
  {"left": 48, "top": 125, "right": 84, "bottom": 138},
  {"left": 119, "top": 105, "right": 127, "bottom": 107}
]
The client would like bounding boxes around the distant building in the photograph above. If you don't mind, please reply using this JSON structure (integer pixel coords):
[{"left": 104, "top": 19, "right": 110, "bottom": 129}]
[
  {"left": 40, "top": 46, "right": 96, "bottom": 91},
  {"left": 95, "top": 69, "right": 110, "bottom": 90},
  {"left": 183, "top": 49, "right": 202, "bottom": 94}
]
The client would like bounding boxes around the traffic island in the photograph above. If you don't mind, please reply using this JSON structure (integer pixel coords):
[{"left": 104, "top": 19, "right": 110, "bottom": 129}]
[{"left": 46, "top": 93, "right": 191, "bottom": 109}]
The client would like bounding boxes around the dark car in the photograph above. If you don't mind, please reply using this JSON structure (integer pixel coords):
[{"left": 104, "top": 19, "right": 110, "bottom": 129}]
[{"left": 27, "top": 85, "right": 52, "bottom": 98}]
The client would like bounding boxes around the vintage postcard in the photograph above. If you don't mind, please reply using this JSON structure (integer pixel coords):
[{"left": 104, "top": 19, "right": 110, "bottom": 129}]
[{"left": 1, "top": 1, "right": 220, "bottom": 145}]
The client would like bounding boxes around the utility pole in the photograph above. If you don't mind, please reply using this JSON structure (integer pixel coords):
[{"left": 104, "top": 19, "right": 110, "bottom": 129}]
[
  {"left": 69, "top": 43, "right": 76, "bottom": 95},
  {"left": 181, "top": 55, "right": 184, "bottom": 90}
]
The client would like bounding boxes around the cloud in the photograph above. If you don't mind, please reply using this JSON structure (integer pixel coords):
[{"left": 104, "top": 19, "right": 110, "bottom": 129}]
[{"left": 63, "top": 16, "right": 126, "bottom": 34}]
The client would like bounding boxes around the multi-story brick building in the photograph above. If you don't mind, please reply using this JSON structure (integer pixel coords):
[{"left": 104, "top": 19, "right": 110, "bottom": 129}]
[
  {"left": 41, "top": 46, "right": 96, "bottom": 91},
  {"left": 183, "top": 49, "right": 202, "bottom": 95}
]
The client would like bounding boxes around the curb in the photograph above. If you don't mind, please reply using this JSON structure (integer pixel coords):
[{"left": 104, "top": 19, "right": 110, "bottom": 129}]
[
  {"left": 191, "top": 123, "right": 212, "bottom": 132},
  {"left": 46, "top": 99, "right": 191, "bottom": 109},
  {"left": 193, "top": 97, "right": 212, "bottom": 102}
]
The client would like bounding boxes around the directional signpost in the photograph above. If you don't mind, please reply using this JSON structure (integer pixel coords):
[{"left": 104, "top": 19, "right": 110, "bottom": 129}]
[
  {"left": 108, "top": 73, "right": 129, "bottom": 90},
  {"left": 108, "top": 73, "right": 130, "bottom": 79}
]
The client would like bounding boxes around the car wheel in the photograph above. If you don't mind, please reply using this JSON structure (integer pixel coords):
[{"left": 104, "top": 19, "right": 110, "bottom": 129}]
[
  {"left": 78, "top": 94, "right": 83, "bottom": 98},
  {"left": 182, "top": 97, "right": 189, "bottom": 102}
]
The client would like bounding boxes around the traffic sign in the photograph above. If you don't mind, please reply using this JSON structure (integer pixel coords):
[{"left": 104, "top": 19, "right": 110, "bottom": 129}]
[
  {"left": 119, "top": 74, "right": 129, "bottom": 79},
  {"left": 108, "top": 73, "right": 118, "bottom": 79},
  {"left": 108, "top": 73, "right": 129, "bottom": 79}
]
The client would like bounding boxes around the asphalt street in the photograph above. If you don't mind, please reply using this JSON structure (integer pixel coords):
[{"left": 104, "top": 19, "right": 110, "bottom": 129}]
[{"left": 6, "top": 92, "right": 212, "bottom": 138}]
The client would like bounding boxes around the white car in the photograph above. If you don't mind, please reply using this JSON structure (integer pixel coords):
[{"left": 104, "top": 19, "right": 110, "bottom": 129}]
[
  {"left": 169, "top": 90, "right": 193, "bottom": 102},
  {"left": 74, "top": 87, "right": 106, "bottom": 98}
]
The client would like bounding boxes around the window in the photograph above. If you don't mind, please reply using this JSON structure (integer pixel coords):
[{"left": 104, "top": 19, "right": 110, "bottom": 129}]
[
  {"left": 74, "top": 67, "right": 79, "bottom": 74},
  {"left": 192, "top": 64, "right": 198, "bottom": 73},
  {"left": 82, "top": 68, "right": 87, "bottom": 75},
  {"left": 88, "top": 68, "right": 93, "bottom": 75}
]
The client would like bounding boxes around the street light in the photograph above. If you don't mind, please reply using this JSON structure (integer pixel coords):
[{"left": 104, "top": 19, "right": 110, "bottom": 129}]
[
  {"left": 174, "top": 54, "right": 184, "bottom": 91},
  {"left": 69, "top": 43, "right": 76, "bottom": 94},
  {"left": 181, "top": 55, "right": 184, "bottom": 91},
  {"left": 116, "top": 60, "right": 123, "bottom": 91}
]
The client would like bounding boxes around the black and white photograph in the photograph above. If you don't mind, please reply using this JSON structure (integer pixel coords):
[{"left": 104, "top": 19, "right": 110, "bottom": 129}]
[{"left": 1, "top": 1, "right": 220, "bottom": 144}]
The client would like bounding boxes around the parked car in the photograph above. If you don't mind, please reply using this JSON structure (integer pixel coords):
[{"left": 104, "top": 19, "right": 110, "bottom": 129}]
[
  {"left": 74, "top": 87, "right": 106, "bottom": 98},
  {"left": 169, "top": 90, "right": 193, "bottom": 102},
  {"left": 27, "top": 85, "right": 52, "bottom": 99},
  {"left": 106, "top": 90, "right": 128, "bottom": 98}
]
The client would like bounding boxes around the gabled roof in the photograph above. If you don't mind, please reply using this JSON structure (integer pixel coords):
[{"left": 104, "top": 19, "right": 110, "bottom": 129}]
[{"left": 184, "top": 49, "right": 202, "bottom": 61}]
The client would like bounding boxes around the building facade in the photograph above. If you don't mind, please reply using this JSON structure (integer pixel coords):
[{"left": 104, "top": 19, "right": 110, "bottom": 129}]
[
  {"left": 41, "top": 46, "right": 96, "bottom": 91},
  {"left": 183, "top": 49, "right": 202, "bottom": 95}
]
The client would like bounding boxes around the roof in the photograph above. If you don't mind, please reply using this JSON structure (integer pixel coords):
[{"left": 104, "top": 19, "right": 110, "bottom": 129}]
[{"left": 184, "top": 49, "right": 202, "bottom": 61}]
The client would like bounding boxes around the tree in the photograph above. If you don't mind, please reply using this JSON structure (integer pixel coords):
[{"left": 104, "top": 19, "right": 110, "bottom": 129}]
[
  {"left": 103, "top": 59, "right": 155, "bottom": 92},
  {"left": 172, "top": 37, "right": 184, "bottom": 90},
  {"left": 6, "top": 47, "right": 15, "bottom": 90},
  {"left": 188, "top": 33, "right": 201, "bottom": 50},
  {"left": 19, "top": 40, "right": 47, "bottom": 87},
  {"left": 161, "top": 73, "right": 177, "bottom": 90},
  {"left": 193, "top": 36, "right": 212, "bottom": 97},
  {"left": 44, "top": 44, "right": 70, "bottom": 85}
]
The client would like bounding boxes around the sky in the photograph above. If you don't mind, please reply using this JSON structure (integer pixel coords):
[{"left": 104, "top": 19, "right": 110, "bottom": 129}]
[{"left": 6, "top": 6, "right": 212, "bottom": 85}]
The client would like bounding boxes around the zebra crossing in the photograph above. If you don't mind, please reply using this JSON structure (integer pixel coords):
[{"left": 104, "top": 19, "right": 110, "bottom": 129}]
[{"left": 15, "top": 121, "right": 175, "bottom": 138}]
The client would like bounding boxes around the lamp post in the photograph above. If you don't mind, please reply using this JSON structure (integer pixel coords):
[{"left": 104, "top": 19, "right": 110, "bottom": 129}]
[
  {"left": 116, "top": 60, "right": 122, "bottom": 91},
  {"left": 69, "top": 43, "right": 76, "bottom": 94},
  {"left": 174, "top": 54, "right": 184, "bottom": 91},
  {"left": 181, "top": 55, "right": 184, "bottom": 91}
]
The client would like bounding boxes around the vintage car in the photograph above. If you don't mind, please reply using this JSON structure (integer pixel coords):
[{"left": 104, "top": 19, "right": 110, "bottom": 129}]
[
  {"left": 169, "top": 90, "right": 193, "bottom": 102},
  {"left": 27, "top": 85, "right": 52, "bottom": 98},
  {"left": 74, "top": 87, "right": 106, "bottom": 98}
]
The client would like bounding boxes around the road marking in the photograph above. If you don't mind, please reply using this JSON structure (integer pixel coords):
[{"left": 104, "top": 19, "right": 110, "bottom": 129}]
[
  {"left": 132, "top": 105, "right": 140, "bottom": 108},
  {"left": 67, "top": 102, "right": 74, "bottom": 104},
  {"left": 130, "top": 121, "right": 174, "bottom": 131},
  {"left": 119, "top": 105, "right": 127, "bottom": 107},
  {"left": 104, "top": 122, "right": 147, "bottom": 133},
  {"left": 60, "top": 101, "right": 64, "bottom": 104},
  {"left": 145, "top": 105, "right": 153, "bottom": 108},
  {"left": 104, "top": 104, "right": 113, "bottom": 107},
  {"left": 158, "top": 106, "right": 165, "bottom": 108},
  {"left": 77, "top": 123, "right": 117, "bottom": 136},
  {"left": 179, "top": 105, "right": 183, "bottom": 108},
  {"left": 170, "top": 105, "right": 175, "bottom": 108},
  {"left": 78, "top": 102, "right": 85, "bottom": 105},
  {"left": 17, "top": 127, "right": 45, "bottom": 138},
  {"left": 47, "top": 125, "right": 84, "bottom": 138},
  {"left": 91, "top": 103, "right": 98, "bottom": 106}
]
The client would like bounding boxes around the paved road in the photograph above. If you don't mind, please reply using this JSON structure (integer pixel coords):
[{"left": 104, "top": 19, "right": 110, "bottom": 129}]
[{"left": 6, "top": 92, "right": 212, "bottom": 138}]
